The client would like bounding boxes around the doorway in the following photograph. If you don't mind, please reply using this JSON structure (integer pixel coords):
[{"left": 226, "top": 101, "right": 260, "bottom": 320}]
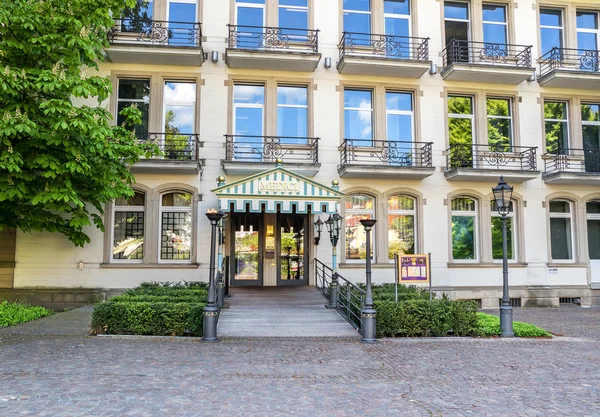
[{"left": 277, "top": 214, "right": 308, "bottom": 286}]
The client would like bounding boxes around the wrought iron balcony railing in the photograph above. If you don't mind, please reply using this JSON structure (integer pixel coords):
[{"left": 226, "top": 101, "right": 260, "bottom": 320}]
[
  {"left": 138, "top": 133, "right": 202, "bottom": 161},
  {"left": 539, "top": 47, "right": 600, "bottom": 79},
  {"left": 339, "top": 139, "right": 433, "bottom": 168},
  {"left": 543, "top": 148, "right": 600, "bottom": 175},
  {"left": 108, "top": 18, "right": 202, "bottom": 47},
  {"left": 446, "top": 144, "right": 537, "bottom": 171},
  {"left": 227, "top": 24, "right": 319, "bottom": 52},
  {"left": 225, "top": 135, "right": 319, "bottom": 164},
  {"left": 442, "top": 40, "right": 532, "bottom": 68},
  {"left": 338, "top": 32, "right": 429, "bottom": 61}
]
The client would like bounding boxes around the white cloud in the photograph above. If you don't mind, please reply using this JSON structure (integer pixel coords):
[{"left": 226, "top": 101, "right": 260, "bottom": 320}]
[{"left": 164, "top": 82, "right": 196, "bottom": 102}]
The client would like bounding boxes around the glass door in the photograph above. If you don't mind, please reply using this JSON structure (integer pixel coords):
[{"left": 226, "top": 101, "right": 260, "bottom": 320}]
[
  {"left": 231, "top": 213, "right": 263, "bottom": 286},
  {"left": 277, "top": 214, "right": 308, "bottom": 286},
  {"left": 235, "top": 0, "right": 265, "bottom": 49},
  {"left": 384, "top": 0, "right": 411, "bottom": 57},
  {"left": 167, "top": 0, "right": 198, "bottom": 46}
]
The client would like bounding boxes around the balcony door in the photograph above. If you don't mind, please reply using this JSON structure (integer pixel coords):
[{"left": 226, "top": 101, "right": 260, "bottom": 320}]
[
  {"left": 588, "top": 202, "right": 600, "bottom": 286},
  {"left": 577, "top": 12, "right": 600, "bottom": 71},
  {"left": 482, "top": 4, "right": 507, "bottom": 59},
  {"left": 582, "top": 103, "right": 600, "bottom": 173},
  {"left": 384, "top": 0, "right": 411, "bottom": 57},
  {"left": 163, "top": 81, "right": 196, "bottom": 160},
  {"left": 235, "top": 0, "right": 266, "bottom": 49},
  {"left": 448, "top": 95, "right": 475, "bottom": 168},
  {"left": 233, "top": 84, "right": 265, "bottom": 161},
  {"left": 166, "top": 0, "right": 198, "bottom": 46},
  {"left": 386, "top": 91, "right": 414, "bottom": 166},
  {"left": 444, "top": 1, "right": 470, "bottom": 63}
]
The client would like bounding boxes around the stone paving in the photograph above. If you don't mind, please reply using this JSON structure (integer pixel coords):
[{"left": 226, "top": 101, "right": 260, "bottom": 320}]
[{"left": 1, "top": 307, "right": 600, "bottom": 416}]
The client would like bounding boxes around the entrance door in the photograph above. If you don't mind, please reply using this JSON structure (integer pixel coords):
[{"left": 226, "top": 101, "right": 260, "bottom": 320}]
[
  {"left": 277, "top": 214, "right": 308, "bottom": 286},
  {"left": 231, "top": 213, "right": 263, "bottom": 286},
  {"left": 587, "top": 201, "right": 600, "bottom": 285}
]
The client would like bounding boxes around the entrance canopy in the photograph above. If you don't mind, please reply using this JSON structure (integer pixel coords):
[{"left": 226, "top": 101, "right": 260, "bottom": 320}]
[{"left": 212, "top": 165, "right": 344, "bottom": 214}]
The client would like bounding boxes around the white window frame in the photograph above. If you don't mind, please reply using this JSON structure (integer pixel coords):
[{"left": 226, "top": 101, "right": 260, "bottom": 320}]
[
  {"left": 387, "top": 194, "right": 417, "bottom": 262},
  {"left": 490, "top": 200, "right": 517, "bottom": 262},
  {"left": 540, "top": 8, "right": 564, "bottom": 53},
  {"left": 344, "top": 194, "right": 376, "bottom": 263},
  {"left": 586, "top": 201, "right": 600, "bottom": 260},
  {"left": 576, "top": 11, "right": 600, "bottom": 50},
  {"left": 482, "top": 3, "right": 508, "bottom": 44},
  {"left": 444, "top": 1, "right": 471, "bottom": 44},
  {"left": 278, "top": 0, "right": 308, "bottom": 28},
  {"left": 163, "top": 80, "right": 197, "bottom": 134},
  {"left": 277, "top": 84, "right": 308, "bottom": 138},
  {"left": 448, "top": 95, "right": 475, "bottom": 143},
  {"left": 549, "top": 199, "right": 575, "bottom": 263},
  {"left": 450, "top": 197, "right": 479, "bottom": 262},
  {"left": 343, "top": 0, "right": 372, "bottom": 33},
  {"left": 235, "top": 0, "right": 266, "bottom": 26},
  {"left": 233, "top": 83, "right": 265, "bottom": 138},
  {"left": 544, "top": 100, "right": 570, "bottom": 152},
  {"left": 116, "top": 78, "right": 150, "bottom": 133},
  {"left": 383, "top": 0, "right": 411, "bottom": 37},
  {"left": 344, "top": 88, "right": 374, "bottom": 141},
  {"left": 581, "top": 102, "right": 600, "bottom": 130},
  {"left": 159, "top": 192, "right": 193, "bottom": 264},
  {"left": 486, "top": 97, "right": 513, "bottom": 147},
  {"left": 166, "top": 0, "right": 197, "bottom": 21},
  {"left": 385, "top": 91, "right": 414, "bottom": 143},
  {"left": 112, "top": 193, "right": 146, "bottom": 264}
]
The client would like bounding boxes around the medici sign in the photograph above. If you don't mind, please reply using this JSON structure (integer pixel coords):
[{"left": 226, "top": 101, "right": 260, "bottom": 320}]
[{"left": 258, "top": 180, "right": 301, "bottom": 193}]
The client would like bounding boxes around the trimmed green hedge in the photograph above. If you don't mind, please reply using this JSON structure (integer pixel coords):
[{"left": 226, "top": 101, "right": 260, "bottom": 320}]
[
  {"left": 111, "top": 294, "right": 207, "bottom": 303},
  {"left": 477, "top": 313, "right": 551, "bottom": 337},
  {"left": 0, "top": 301, "right": 54, "bottom": 327}
]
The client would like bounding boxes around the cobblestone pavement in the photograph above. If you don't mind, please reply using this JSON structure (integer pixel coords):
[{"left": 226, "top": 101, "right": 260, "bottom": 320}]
[{"left": 1, "top": 308, "right": 600, "bottom": 416}]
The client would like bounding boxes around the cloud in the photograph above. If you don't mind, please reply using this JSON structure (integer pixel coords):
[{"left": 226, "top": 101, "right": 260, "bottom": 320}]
[{"left": 164, "top": 82, "right": 196, "bottom": 102}]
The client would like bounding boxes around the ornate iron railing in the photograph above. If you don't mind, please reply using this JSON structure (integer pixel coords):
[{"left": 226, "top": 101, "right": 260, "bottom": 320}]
[
  {"left": 227, "top": 24, "right": 319, "bottom": 52},
  {"left": 446, "top": 144, "right": 537, "bottom": 171},
  {"left": 108, "top": 18, "right": 202, "bottom": 47},
  {"left": 339, "top": 139, "right": 433, "bottom": 168},
  {"left": 224, "top": 135, "right": 319, "bottom": 164},
  {"left": 315, "top": 259, "right": 364, "bottom": 332},
  {"left": 138, "top": 133, "right": 202, "bottom": 161},
  {"left": 539, "top": 47, "right": 600, "bottom": 79},
  {"left": 338, "top": 32, "right": 429, "bottom": 61},
  {"left": 544, "top": 148, "right": 600, "bottom": 175},
  {"left": 442, "top": 39, "right": 532, "bottom": 68}
]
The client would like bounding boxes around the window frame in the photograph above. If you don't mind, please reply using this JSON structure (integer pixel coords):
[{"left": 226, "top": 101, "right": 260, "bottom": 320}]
[
  {"left": 576, "top": 10, "right": 600, "bottom": 50},
  {"left": 162, "top": 80, "right": 197, "bottom": 135},
  {"left": 116, "top": 78, "right": 151, "bottom": 135},
  {"left": 450, "top": 196, "right": 480, "bottom": 263},
  {"left": 383, "top": 0, "right": 412, "bottom": 38},
  {"left": 443, "top": 0, "right": 471, "bottom": 47},
  {"left": 111, "top": 191, "right": 146, "bottom": 263},
  {"left": 543, "top": 100, "right": 570, "bottom": 153},
  {"left": 548, "top": 199, "right": 575, "bottom": 263},
  {"left": 276, "top": 84, "right": 309, "bottom": 140},
  {"left": 385, "top": 90, "right": 415, "bottom": 143},
  {"left": 344, "top": 193, "right": 376, "bottom": 264},
  {"left": 539, "top": 7, "right": 564, "bottom": 56},
  {"left": 343, "top": 87, "right": 374, "bottom": 141},
  {"left": 586, "top": 200, "right": 600, "bottom": 261},
  {"left": 447, "top": 94, "right": 476, "bottom": 147},
  {"left": 486, "top": 96, "right": 513, "bottom": 149},
  {"left": 158, "top": 191, "right": 194, "bottom": 264},
  {"left": 278, "top": 0, "right": 308, "bottom": 29},
  {"left": 490, "top": 199, "right": 517, "bottom": 262},
  {"left": 233, "top": 83, "right": 266, "bottom": 138},
  {"left": 343, "top": 0, "right": 372, "bottom": 34},
  {"left": 482, "top": 3, "right": 508, "bottom": 45},
  {"left": 387, "top": 194, "right": 417, "bottom": 262}
]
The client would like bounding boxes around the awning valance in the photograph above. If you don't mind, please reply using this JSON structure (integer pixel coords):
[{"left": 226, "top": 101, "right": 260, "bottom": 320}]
[{"left": 212, "top": 166, "right": 344, "bottom": 214}]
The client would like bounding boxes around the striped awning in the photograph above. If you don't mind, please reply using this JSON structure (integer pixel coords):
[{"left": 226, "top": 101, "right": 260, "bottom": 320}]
[{"left": 212, "top": 166, "right": 344, "bottom": 214}]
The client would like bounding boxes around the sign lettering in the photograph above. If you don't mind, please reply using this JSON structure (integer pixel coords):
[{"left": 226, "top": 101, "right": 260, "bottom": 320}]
[{"left": 258, "top": 180, "right": 301, "bottom": 193}]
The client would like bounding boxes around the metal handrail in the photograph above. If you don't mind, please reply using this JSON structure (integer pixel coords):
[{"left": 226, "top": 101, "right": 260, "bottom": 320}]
[
  {"left": 543, "top": 148, "right": 600, "bottom": 175},
  {"left": 108, "top": 18, "right": 202, "bottom": 47},
  {"left": 338, "top": 31, "right": 429, "bottom": 61},
  {"left": 539, "top": 47, "right": 600, "bottom": 79},
  {"left": 442, "top": 39, "right": 532, "bottom": 68},
  {"left": 224, "top": 134, "right": 319, "bottom": 164},
  {"left": 227, "top": 24, "right": 319, "bottom": 52},
  {"left": 137, "top": 133, "right": 202, "bottom": 161},
  {"left": 339, "top": 139, "right": 433, "bottom": 167},
  {"left": 446, "top": 143, "right": 537, "bottom": 171}
]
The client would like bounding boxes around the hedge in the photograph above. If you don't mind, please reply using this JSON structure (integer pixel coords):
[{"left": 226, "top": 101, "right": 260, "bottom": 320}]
[
  {"left": 0, "top": 301, "right": 54, "bottom": 327},
  {"left": 91, "top": 301, "right": 205, "bottom": 336},
  {"left": 477, "top": 313, "right": 551, "bottom": 337}
]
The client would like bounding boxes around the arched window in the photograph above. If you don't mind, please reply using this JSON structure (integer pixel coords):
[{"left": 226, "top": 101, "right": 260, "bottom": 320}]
[
  {"left": 451, "top": 197, "right": 478, "bottom": 261},
  {"left": 587, "top": 201, "right": 600, "bottom": 261},
  {"left": 549, "top": 199, "right": 574, "bottom": 261},
  {"left": 160, "top": 192, "right": 193, "bottom": 261},
  {"left": 112, "top": 191, "right": 145, "bottom": 261},
  {"left": 345, "top": 194, "right": 375, "bottom": 261},
  {"left": 388, "top": 195, "right": 416, "bottom": 260},
  {"left": 490, "top": 199, "right": 516, "bottom": 260}
]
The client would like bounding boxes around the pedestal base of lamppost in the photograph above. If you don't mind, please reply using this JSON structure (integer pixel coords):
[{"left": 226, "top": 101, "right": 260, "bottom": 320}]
[
  {"left": 499, "top": 305, "right": 514, "bottom": 338},
  {"left": 361, "top": 308, "right": 377, "bottom": 343},
  {"left": 202, "top": 306, "right": 220, "bottom": 342},
  {"left": 325, "top": 276, "right": 339, "bottom": 309},
  {"left": 217, "top": 282, "right": 225, "bottom": 309}
]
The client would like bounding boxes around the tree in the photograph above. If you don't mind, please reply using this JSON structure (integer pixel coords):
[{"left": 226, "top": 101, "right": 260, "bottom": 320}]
[{"left": 0, "top": 0, "right": 158, "bottom": 247}]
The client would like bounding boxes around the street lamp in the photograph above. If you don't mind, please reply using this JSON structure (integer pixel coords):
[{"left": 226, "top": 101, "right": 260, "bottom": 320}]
[
  {"left": 492, "top": 176, "right": 514, "bottom": 338},
  {"left": 359, "top": 218, "right": 377, "bottom": 343},
  {"left": 203, "top": 208, "right": 224, "bottom": 342},
  {"left": 313, "top": 217, "right": 324, "bottom": 245},
  {"left": 324, "top": 212, "right": 342, "bottom": 309}
]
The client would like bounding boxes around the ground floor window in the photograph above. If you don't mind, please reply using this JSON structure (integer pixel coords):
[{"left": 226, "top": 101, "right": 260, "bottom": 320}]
[
  {"left": 345, "top": 194, "right": 375, "bottom": 261},
  {"left": 112, "top": 192, "right": 145, "bottom": 261},
  {"left": 160, "top": 192, "right": 193, "bottom": 261},
  {"left": 491, "top": 199, "right": 515, "bottom": 260},
  {"left": 388, "top": 195, "right": 416, "bottom": 260},
  {"left": 451, "top": 197, "right": 478, "bottom": 261},
  {"left": 549, "top": 199, "right": 573, "bottom": 261}
]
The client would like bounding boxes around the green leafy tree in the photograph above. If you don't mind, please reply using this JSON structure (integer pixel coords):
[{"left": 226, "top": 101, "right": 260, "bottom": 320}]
[
  {"left": 448, "top": 97, "right": 474, "bottom": 168},
  {"left": 164, "top": 110, "right": 192, "bottom": 160},
  {"left": 0, "top": 0, "right": 159, "bottom": 247}
]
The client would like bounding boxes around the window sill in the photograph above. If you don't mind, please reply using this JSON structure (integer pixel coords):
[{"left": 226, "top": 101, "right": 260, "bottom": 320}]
[
  {"left": 339, "top": 263, "right": 394, "bottom": 269},
  {"left": 100, "top": 263, "right": 200, "bottom": 269},
  {"left": 447, "top": 262, "right": 528, "bottom": 268},
  {"left": 546, "top": 263, "right": 587, "bottom": 268}
]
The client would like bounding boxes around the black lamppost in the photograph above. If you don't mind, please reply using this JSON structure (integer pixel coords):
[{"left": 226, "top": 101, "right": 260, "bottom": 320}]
[
  {"left": 492, "top": 176, "right": 514, "bottom": 338},
  {"left": 360, "top": 218, "right": 377, "bottom": 343},
  {"left": 325, "top": 212, "right": 342, "bottom": 308},
  {"left": 285, "top": 246, "right": 292, "bottom": 281},
  {"left": 203, "top": 209, "right": 224, "bottom": 342},
  {"left": 313, "top": 217, "right": 323, "bottom": 245},
  {"left": 293, "top": 232, "right": 302, "bottom": 280}
]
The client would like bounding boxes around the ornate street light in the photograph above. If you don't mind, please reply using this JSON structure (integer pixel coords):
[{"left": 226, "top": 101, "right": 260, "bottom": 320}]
[
  {"left": 359, "top": 218, "right": 377, "bottom": 343},
  {"left": 492, "top": 176, "right": 514, "bottom": 338},
  {"left": 203, "top": 208, "right": 224, "bottom": 342},
  {"left": 313, "top": 217, "right": 324, "bottom": 245},
  {"left": 324, "top": 212, "right": 342, "bottom": 309}
]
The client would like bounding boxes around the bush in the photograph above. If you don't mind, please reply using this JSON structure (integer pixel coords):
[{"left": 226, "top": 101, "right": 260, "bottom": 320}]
[
  {"left": 91, "top": 301, "right": 205, "bottom": 336},
  {"left": 0, "top": 301, "right": 53, "bottom": 327},
  {"left": 477, "top": 313, "right": 551, "bottom": 337},
  {"left": 111, "top": 294, "right": 207, "bottom": 303}
]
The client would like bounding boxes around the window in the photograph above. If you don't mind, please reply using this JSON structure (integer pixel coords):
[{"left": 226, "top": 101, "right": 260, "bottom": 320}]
[
  {"left": 386, "top": 91, "right": 414, "bottom": 165},
  {"left": 279, "top": 0, "right": 308, "bottom": 30},
  {"left": 160, "top": 192, "right": 193, "bottom": 261},
  {"left": 117, "top": 79, "right": 150, "bottom": 137},
  {"left": 544, "top": 101, "right": 569, "bottom": 154},
  {"left": 233, "top": 84, "right": 265, "bottom": 159},
  {"left": 388, "top": 195, "right": 416, "bottom": 260},
  {"left": 581, "top": 103, "right": 600, "bottom": 173},
  {"left": 235, "top": 0, "right": 266, "bottom": 48},
  {"left": 343, "top": 0, "right": 371, "bottom": 34},
  {"left": 384, "top": 0, "right": 411, "bottom": 40},
  {"left": 577, "top": 12, "right": 599, "bottom": 52},
  {"left": 167, "top": 0, "right": 198, "bottom": 46},
  {"left": 448, "top": 95, "right": 474, "bottom": 167},
  {"left": 540, "top": 9, "right": 563, "bottom": 55},
  {"left": 112, "top": 192, "right": 145, "bottom": 261},
  {"left": 482, "top": 4, "right": 507, "bottom": 46},
  {"left": 587, "top": 201, "right": 600, "bottom": 261},
  {"left": 345, "top": 195, "right": 375, "bottom": 261},
  {"left": 549, "top": 200, "right": 573, "bottom": 261},
  {"left": 344, "top": 89, "right": 373, "bottom": 142},
  {"left": 164, "top": 81, "right": 196, "bottom": 159},
  {"left": 490, "top": 200, "right": 515, "bottom": 260},
  {"left": 444, "top": 1, "right": 470, "bottom": 62},
  {"left": 277, "top": 85, "right": 308, "bottom": 143},
  {"left": 451, "top": 197, "right": 478, "bottom": 261},
  {"left": 486, "top": 98, "right": 512, "bottom": 150}
]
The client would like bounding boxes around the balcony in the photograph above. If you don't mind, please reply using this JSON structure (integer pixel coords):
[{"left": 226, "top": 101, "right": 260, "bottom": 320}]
[
  {"left": 106, "top": 18, "right": 203, "bottom": 66},
  {"left": 543, "top": 149, "right": 600, "bottom": 185},
  {"left": 223, "top": 135, "right": 320, "bottom": 176},
  {"left": 225, "top": 25, "right": 321, "bottom": 72},
  {"left": 132, "top": 133, "right": 203, "bottom": 175},
  {"left": 538, "top": 48, "right": 600, "bottom": 89},
  {"left": 336, "top": 32, "right": 430, "bottom": 78},
  {"left": 441, "top": 40, "right": 534, "bottom": 84},
  {"left": 445, "top": 144, "right": 539, "bottom": 182},
  {"left": 338, "top": 140, "right": 434, "bottom": 179}
]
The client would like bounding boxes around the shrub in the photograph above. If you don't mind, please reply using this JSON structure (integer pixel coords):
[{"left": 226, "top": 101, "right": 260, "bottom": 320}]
[
  {"left": 111, "top": 294, "right": 207, "bottom": 303},
  {"left": 0, "top": 301, "right": 54, "bottom": 327},
  {"left": 91, "top": 301, "right": 205, "bottom": 336},
  {"left": 476, "top": 313, "right": 551, "bottom": 337}
]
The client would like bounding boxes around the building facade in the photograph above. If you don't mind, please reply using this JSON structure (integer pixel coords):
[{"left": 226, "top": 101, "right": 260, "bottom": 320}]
[{"left": 3, "top": 0, "right": 600, "bottom": 308}]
